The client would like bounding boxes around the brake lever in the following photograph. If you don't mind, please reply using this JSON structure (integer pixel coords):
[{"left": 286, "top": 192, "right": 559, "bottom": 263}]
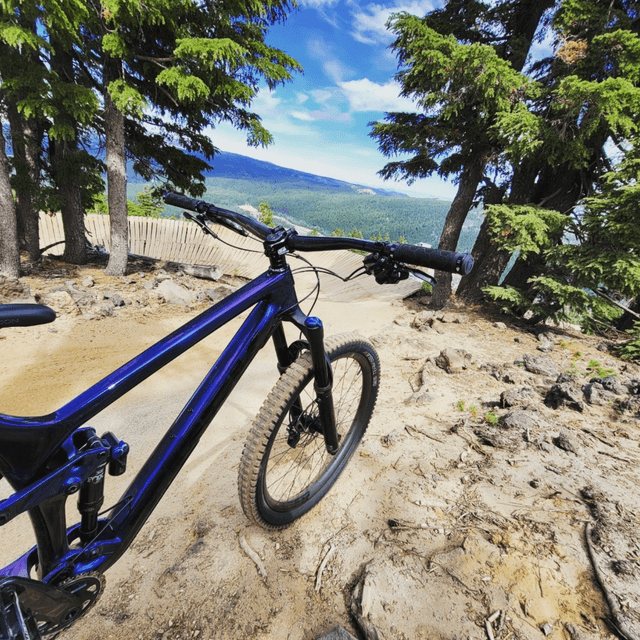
[
  {"left": 409, "top": 268, "right": 437, "bottom": 286},
  {"left": 205, "top": 207, "right": 248, "bottom": 236},
  {"left": 182, "top": 211, "right": 220, "bottom": 240}
]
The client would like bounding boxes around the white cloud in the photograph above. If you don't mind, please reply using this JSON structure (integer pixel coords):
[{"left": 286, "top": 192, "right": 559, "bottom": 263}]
[
  {"left": 296, "top": 92, "right": 310, "bottom": 104},
  {"left": 308, "top": 37, "right": 355, "bottom": 82},
  {"left": 351, "top": 0, "right": 438, "bottom": 45},
  {"left": 338, "top": 78, "right": 414, "bottom": 112},
  {"left": 291, "top": 110, "right": 316, "bottom": 121},
  {"left": 310, "top": 88, "right": 335, "bottom": 105},
  {"left": 298, "top": 0, "right": 340, "bottom": 8}
]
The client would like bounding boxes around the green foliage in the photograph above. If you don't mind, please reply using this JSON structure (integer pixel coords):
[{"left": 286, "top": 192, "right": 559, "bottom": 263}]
[
  {"left": 258, "top": 201, "right": 274, "bottom": 227},
  {"left": 309, "top": 227, "right": 320, "bottom": 236},
  {"left": 585, "top": 359, "right": 615, "bottom": 379},
  {"left": 482, "top": 285, "right": 532, "bottom": 316},
  {"left": 128, "top": 187, "right": 163, "bottom": 217},
  {"left": 484, "top": 205, "right": 566, "bottom": 258},
  {"left": 89, "top": 188, "right": 163, "bottom": 218},
  {"left": 484, "top": 411, "right": 498, "bottom": 426},
  {"left": 616, "top": 322, "right": 640, "bottom": 362},
  {"left": 331, "top": 228, "right": 345, "bottom": 237}
]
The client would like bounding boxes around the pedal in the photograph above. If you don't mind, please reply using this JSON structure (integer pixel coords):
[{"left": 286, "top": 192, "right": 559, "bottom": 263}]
[{"left": 0, "top": 587, "right": 41, "bottom": 640}]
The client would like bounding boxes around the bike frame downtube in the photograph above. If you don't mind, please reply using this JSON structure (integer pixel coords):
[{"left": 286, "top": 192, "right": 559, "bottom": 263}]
[
  {"left": 0, "top": 268, "right": 298, "bottom": 580},
  {"left": 65, "top": 298, "right": 282, "bottom": 577}
]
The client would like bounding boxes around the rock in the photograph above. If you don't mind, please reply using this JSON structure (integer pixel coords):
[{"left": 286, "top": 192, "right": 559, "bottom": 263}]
[
  {"left": 596, "top": 375, "right": 626, "bottom": 395},
  {"left": 182, "top": 265, "right": 223, "bottom": 281},
  {"left": 315, "top": 627, "right": 358, "bottom": 640},
  {"left": 624, "top": 378, "right": 640, "bottom": 395},
  {"left": 553, "top": 429, "right": 580, "bottom": 454},
  {"left": 404, "top": 390, "right": 439, "bottom": 405},
  {"left": 435, "top": 348, "right": 473, "bottom": 373},
  {"left": 545, "top": 382, "right": 584, "bottom": 412},
  {"left": 412, "top": 310, "right": 434, "bottom": 330},
  {"left": 494, "top": 321, "right": 507, "bottom": 329},
  {"left": 110, "top": 294, "right": 125, "bottom": 307},
  {"left": 582, "top": 382, "right": 616, "bottom": 406},
  {"left": 500, "top": 386, "right": 539, "bottom": 408},
  {"left": 501, "top": 410, "right": 543, "bottom": 431},
  {"left": 81, "top": 276, "right": 95, "bottom": 288},
  {"left": 537, "top": 341, "right": 554, "bottom": 353},
  {"left": 204, "top": 285, "right": 234, "bottom": 303},
  {"left": 523, "top": 353, "right": 559, "bottom": 377},
  {"left": 556, "top": 372, "right": 579, "bottom": 385},
  {"left": 614, "top": 396, "right": 640, "bottom": 414},
  {"left": 44, "top": 290, "right": 81, "bottom": 316},
  {"left": 0, "top": 277, "right": 31, "bottom": 302},
  {"left": 541, "top": 622, "right": 554, "bottom": 636},
  {"left": 156, "top": 280, "right": 195, "bottom": 306}
]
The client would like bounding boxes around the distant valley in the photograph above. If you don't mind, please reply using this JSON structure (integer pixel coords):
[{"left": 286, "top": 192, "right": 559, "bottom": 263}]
[{"left": 129, "top": 150, "right": 482, "bottom": 252}]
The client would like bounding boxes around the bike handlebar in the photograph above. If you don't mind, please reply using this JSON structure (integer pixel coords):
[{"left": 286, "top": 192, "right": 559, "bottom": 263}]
[
  {"left": 163, "top": 192, "right": 474, "bottom": 276},
  {"left": 163, "top": 191, "right": 272, "bottom": 239}
]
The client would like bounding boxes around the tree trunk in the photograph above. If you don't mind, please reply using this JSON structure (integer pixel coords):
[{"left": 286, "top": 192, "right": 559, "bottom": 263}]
[
  {"left": 0, "top": 121, "right": 20, "bottom": 278},
  {"left": 7, "top": 98, "right": 41, "bottom": 262},
  {"left": 616, "top": 299, "right": 639, "bottom": 332},
  {"left": 502, "top": 166, "right": 585, "bottom": 290},
  {"left": 430, "top": 155, "right": 486, "bottom": 309},
  {"left": 455, "top": 217, "right": 512, "bottom": 302},
  {"left": 50, "top": 44, "right": 86, "bottom": 265},
  {"left": 104, "top": 87, "right": 128, "bottom": 276}
]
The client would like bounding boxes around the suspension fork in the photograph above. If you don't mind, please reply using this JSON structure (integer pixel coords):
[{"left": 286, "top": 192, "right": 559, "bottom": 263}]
[{"left": 271, "top": 315, "right": 338, "bottom": 454}]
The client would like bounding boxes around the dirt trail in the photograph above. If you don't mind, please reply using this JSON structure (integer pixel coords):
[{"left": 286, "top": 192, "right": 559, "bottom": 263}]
[{"left": 1, "top": 259, "right": 639, "bottom": 640}]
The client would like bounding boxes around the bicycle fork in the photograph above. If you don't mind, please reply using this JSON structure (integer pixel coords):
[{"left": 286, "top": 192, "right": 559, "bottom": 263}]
[{"left": 272, "top": 311, "right": 338, "bottom": 455}]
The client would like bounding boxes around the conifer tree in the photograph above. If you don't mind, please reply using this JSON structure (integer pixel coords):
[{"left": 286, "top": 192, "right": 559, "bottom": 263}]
[{"left": 371, "top": 0, "right": 553, "bottom": 308}]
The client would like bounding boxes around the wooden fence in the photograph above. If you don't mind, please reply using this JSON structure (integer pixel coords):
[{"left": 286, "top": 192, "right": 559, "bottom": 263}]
[{"left": 39, "top": 213, "right": 421, "bottom": 302}]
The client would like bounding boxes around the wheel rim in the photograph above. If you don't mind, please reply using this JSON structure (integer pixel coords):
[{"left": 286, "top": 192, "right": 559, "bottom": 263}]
[{"left": 262, "top": 351, "right": 368, "bottom": 510}]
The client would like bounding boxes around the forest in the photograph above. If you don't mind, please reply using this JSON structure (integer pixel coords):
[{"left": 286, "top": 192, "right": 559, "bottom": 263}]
[
  {"left": 128, "top": 176, "right": 479, "bottom": 251},
  {"left": 1, "top": 0, "right": 639, "bottom": 359}
]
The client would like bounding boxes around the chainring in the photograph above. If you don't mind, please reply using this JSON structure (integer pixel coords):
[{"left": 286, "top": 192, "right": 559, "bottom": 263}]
[{"left": 39, "top": 573, "right": 105, "bottom": 639}]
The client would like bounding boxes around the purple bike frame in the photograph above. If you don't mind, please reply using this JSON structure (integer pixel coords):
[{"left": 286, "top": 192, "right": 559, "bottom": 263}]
[{"left": 0, "top": 266, "right": 312, "bottom": 584}]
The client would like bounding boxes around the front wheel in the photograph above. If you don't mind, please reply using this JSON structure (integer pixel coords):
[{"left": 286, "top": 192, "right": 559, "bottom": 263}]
[{"left": 238, "top": 333, "right": 380, "bottom": 529}]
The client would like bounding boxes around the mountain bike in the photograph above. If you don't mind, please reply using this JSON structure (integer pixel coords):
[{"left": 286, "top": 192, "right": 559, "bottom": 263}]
[{"left": 0, "top": 192, "right": 473, "bottom": 639}]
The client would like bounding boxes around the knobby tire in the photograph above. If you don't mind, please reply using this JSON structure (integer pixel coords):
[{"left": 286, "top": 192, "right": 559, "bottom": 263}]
[{"left": 238, "top": 333, "right": 380, "bottom": 529}]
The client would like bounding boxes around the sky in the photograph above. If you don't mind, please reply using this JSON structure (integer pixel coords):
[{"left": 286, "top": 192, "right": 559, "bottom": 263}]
[{"left": 209, "top": 0, "right": 459, "bottom": 200}]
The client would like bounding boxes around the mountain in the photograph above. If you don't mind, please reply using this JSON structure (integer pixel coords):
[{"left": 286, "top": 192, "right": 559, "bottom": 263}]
[{"left": 130, "top": 149, "right": 413, "bottom": 198}]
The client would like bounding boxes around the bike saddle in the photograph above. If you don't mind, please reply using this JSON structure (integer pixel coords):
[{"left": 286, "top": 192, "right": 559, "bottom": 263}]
[{"left": 0, "top": 305, "right": 56, "bottom": 329}]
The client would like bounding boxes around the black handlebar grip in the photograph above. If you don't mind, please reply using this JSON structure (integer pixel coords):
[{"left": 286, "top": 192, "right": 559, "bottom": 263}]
[
  {"left": 163, "top": 192, "right": 202, "bottom": 212},
  {"left": 391, "top": 244, "right": 474, "bottom": 275}
]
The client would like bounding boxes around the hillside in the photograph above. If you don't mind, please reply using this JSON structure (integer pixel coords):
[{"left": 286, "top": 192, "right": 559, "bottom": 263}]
[
  {"left": 2, "top": 255, "right": 639, "bottom": 640},
  {"left": 128, "top": 150, "right": 482, "bottom": 251}
]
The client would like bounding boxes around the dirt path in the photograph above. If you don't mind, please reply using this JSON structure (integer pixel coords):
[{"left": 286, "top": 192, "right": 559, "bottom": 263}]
[{"left": 1, "top": 259, "right": 639, "bottom": 640}]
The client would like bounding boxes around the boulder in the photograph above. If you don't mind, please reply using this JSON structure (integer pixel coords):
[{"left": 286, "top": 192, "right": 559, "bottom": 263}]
[
  {"left": 523, "top": 353, "right": 560, "bottom": 377},
  {"left": 582, "top": 382, "right": 616, "bottom": 406},
  {"left": 545, "top": 382, "right": 584, "bottom": 412},
  {"left": 156, "top": 280, "right": 195, "bottom": 306},
  {"left": 44, "top": 290, "right": 81, "bottom": 316},
  {"left": 501, "top": 410, "right": 544, "bottom": 431},
  {"left": 500, "top": 386, "right": 539, "bottom": 408},
  {"left": 435, "top": 348, "right": 473, "bottom": 373}
]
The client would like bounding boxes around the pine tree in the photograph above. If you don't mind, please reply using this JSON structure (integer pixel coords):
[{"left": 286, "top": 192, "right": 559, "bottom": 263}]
[
  {"left": 259, "top": 201, "right": 275, "bottom": 227},
  {"left": 371, "top": 0, "right": 553, "bottom": 308}
]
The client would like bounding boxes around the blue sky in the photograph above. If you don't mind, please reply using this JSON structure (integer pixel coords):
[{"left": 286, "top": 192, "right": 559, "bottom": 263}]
[{"left": 209, "top": 0, "right": 459, "bottom": 199}]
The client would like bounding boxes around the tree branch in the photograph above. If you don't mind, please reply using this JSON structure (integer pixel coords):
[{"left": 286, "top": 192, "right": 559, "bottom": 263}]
[{"left": 595, "top": 289, "right": 640, "bottom": 321}]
